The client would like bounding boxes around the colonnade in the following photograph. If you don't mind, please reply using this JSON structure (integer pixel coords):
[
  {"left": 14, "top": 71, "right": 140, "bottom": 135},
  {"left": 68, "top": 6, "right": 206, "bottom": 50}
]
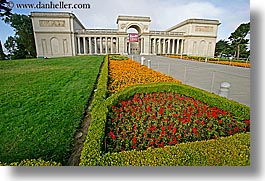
[
  {"left": 150, "top": 38, "right": 184, "bottom": 55},
  {"left": 76, "top": 36, "right": 119, "bottom": 55},
  {"left": 76, "top": 36, "right": 185, "bottom": 55}
]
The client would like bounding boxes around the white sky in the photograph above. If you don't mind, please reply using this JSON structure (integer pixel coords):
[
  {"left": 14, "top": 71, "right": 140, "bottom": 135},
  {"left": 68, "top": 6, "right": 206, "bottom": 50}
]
[{"left": 0, "top": 0, "right": 250, "bottom": 46}]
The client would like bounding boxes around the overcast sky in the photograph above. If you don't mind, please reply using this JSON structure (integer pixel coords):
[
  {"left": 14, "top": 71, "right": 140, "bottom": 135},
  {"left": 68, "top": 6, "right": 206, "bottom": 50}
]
[{"left": 0, "top": 0, "right": 250, "bottom": 46}]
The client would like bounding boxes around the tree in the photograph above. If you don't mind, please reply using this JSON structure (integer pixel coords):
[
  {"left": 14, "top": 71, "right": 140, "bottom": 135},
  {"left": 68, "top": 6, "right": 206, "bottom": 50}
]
[
  {"left": 4, "top": 36, "right": 27, "bottom": 59},
  {"left": 0, "top": 0, "right": 13, "bottom": 18},
  {"left": 215, "top": 39, "right": 230, "bottom": 57},
  {"left": 228, "top": 22, "right": 250, "bottom": 60},
  {"left": 0, "top": 40, "right": 5, "bottom": 60},
  {"left": 4, "top": 13, "right": 36, "bottom": 58}
]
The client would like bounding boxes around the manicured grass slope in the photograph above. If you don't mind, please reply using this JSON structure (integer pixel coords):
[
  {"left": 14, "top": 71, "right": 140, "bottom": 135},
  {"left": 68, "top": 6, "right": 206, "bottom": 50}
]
[{"left": 0, "top": 56, "right": 104, "bottom": 164}]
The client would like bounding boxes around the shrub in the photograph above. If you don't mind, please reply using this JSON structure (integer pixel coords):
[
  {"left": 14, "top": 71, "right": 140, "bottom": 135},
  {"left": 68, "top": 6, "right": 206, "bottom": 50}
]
[
  {"left": 80, "top": 82, "right": 250, "bottom": 166},
  {"left": 79, "top": 55, "right": 109, "bottom": 166},
  {"left": 101, "top": 133, "right": 250, "bottom": 166},
  {"left": 0, "top": 158, "right": 61, "bottom": 166}
]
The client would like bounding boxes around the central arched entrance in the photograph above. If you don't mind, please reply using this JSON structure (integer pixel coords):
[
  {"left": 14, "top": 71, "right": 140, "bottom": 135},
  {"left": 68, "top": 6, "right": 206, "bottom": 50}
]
[{"left": 127, "top": 24, "right": 141, "bottom": 55}]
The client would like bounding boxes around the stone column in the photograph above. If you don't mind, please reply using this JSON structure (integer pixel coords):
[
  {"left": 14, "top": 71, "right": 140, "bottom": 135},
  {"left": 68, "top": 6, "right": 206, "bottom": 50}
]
[
  {"left": 163, "top": 39, "right": 166, "bottom": 54},
  {"left": 105, "top": 37, "right": 108, "bottom": 54},
  {"left": 158, "top": 39, "right": 161, "bottom": 54},
  {"left": 141, "top": 38, "right": 144, "bottom": 54},
  {"left": 83, "top": 37, "right": 87, "bottom": 54},
  {"left": 118, "top": 36, "right": 125, "bottom": 54},
  {"left": 154, "top": 39, "right": 157, "bottom": 55},
  {"left": 89, "top": 37, "right": 92, "bottom": 54},
  {"left": 124, "top": 37, "right": 128, "bottom": 54},
  {"left": 176, "top": 39, "right": 179, "bottom": 54},
  {"left": 110, "top": 37, "right": 113, "bottom": 54},
  {"left": 77, "top": 37, "right": 81, "bottom": 54},
  {"left": 167, "top": 39, "right": 170, "bottom": 54},
  {"left": 94, "top": 37, "right": 98, "bottom": 54},
  {"left": 172, "top": 39, "right": 175, "bottom": 54},
  {"left": 181, "top": 39, "right": 184, "bottom": 55},
  {"left": 116, "top": 37, "right": 119, "bottom": 53},
  {"left": 99, "top": 37, "right": 102, "bottom": 54}
]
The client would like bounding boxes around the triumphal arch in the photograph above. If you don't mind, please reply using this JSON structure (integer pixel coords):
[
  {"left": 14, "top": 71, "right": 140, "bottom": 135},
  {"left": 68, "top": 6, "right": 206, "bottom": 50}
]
[{"left": 31, "top": 12, "right": 220, "bottom": 58}]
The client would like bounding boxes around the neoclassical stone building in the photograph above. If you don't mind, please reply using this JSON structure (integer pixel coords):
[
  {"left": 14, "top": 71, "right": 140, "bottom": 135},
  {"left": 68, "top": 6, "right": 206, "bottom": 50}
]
[{"left": 31, "top": 12, "right": 220, "bottom": 58}]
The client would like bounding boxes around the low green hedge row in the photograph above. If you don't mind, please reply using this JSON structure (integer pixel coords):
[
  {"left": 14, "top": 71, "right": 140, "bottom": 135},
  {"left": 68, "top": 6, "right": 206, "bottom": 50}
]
[
  {"left": 90, "top": 55, "right": 109, "bottom": 109},
  {"left": 0, "top": 158, "right": 61, "bottom": 166},
  {"left": 79, "top": 81, "right": 250, "bottom": 166},
  {"left": 109, "top": 55, "right": 129, "bottom": 60},
  {"left": 79, "top": 55, "right": 109, "bottom": 166},
  {"left": 101, "top": 132, "right": 250, "bottom": 166}
]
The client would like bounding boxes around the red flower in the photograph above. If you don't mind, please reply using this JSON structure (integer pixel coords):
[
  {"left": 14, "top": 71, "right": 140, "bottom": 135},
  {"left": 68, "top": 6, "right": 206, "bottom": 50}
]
[
  {"left": 212, "top": 111, "right": 217, "bottom": 118},
  {"left": 161, "top": 141, "right": 164, "bottom": 147},
  {"left": 159, "top": 107, "right": 164, "bottom": 115},
  {"left": 201, "top": 120, "right": 205, "bottom": 125},
  {"left": 109, "top": 131, "right": 115, "bottom": 140},
  {"left": 121, "top": 101, "right": 126, "bottom": 106},
  {"left": 178, "top": 134, "right": 181, "bottom": 139},
  {"left": 192, "top": 128, "right": 198, "bottom": 135},
  {"left": 173, "top": 127, "right": 177, "bottom": 134}
]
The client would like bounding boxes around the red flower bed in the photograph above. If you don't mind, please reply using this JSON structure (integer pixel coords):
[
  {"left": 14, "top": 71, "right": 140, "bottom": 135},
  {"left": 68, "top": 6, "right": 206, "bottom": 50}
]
[{"left": 105, "top": 92, "right": 250, "bottom": 153}]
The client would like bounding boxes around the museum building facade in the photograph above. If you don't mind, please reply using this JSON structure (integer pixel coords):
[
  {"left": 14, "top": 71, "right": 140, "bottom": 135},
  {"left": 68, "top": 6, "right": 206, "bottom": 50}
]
[{"left": 31, "top": 12, "right": 220, "bottom": 58}]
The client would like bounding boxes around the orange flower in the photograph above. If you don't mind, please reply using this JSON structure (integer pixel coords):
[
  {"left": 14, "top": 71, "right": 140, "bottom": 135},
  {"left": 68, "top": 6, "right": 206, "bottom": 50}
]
[{"left": 108, "top": 58, "right": 181, "bottom": 93}]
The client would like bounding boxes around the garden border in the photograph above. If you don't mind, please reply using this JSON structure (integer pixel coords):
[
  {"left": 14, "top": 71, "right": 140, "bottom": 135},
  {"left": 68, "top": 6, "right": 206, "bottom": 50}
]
[{"left": 80, "top": 81, "right": 250, "bottom": 166}]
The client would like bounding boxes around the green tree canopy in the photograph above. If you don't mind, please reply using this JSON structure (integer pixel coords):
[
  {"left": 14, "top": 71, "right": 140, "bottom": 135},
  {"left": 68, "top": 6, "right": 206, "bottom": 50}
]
[
  {"left": 228, "top": 22, "right": 250, "bottom": 60},
  {"left": 4, "top": 13, "right": 36, "bottom": 59},
  {"left": 215, "top": 39, "right": 230, "bottom": 57},
  {"left": 0, "top": 0, "right": 13, "bottom": 18}
]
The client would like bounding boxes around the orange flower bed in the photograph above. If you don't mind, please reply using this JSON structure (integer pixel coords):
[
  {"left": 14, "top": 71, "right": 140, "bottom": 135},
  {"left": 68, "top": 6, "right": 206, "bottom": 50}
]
[
  {"left": 108, "top": 58, "right": 181, "bottom": 93},
  {"left": 165, "top": 55, "right": 251, "bottom": 68},
  {"left": 209, "top": 61, "right": 251, "bottom": 68}
]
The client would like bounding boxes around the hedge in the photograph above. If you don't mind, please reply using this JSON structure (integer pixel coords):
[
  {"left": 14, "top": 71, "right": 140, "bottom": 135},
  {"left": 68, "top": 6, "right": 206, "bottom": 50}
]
[
  {"left": 0, "top": 159, "right": 61, "bottom": 166},
  {"left": 79, "top": 55, "right": 109, "bottom": 166},
  {"left": 89, "top": 55, "right": 109, "bottom": 109},
  {"left": 79, "top": 82, "right": 250, "bottom": 166},
  {"left": 101, "top": 133, "right": 250, "bottom": 166}
]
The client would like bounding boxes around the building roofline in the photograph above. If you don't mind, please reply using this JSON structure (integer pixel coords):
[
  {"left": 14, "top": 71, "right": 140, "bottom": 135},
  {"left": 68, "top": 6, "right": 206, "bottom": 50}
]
[
  {"left": 30, "top": 11, "right": 86, "bottom": 29},
  {"left": 166, "top": 18, "right": 220, "bottom": 32},
  {"left": 116, "top": 15, "right": 151, "bottom": 24}
]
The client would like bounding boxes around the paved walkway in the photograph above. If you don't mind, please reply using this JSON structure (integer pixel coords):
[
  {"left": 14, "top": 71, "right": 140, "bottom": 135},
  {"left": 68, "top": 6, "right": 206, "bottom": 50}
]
[{"left": 128, "top": 55, "right": 250, "bottom": 106}]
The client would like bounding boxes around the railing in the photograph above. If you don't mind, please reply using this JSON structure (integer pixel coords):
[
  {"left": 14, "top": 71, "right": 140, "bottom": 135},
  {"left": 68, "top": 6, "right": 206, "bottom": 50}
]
[
  {"left": 150, "top": 31, "right": 185, "bottom": 36},
  {"left": 77, "top": 29, "right": 118, "bottom": 34}
]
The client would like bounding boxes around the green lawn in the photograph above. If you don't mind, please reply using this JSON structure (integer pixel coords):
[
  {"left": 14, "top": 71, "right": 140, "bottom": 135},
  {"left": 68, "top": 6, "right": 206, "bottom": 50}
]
[{"left": 0, "top": 56, "right": 104, "bottom": 164}]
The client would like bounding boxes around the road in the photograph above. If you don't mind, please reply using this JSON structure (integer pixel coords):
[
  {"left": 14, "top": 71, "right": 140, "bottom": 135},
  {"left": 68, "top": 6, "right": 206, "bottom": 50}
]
[{"left": 128, "top": 55, "right": 250, "bottom": 106}]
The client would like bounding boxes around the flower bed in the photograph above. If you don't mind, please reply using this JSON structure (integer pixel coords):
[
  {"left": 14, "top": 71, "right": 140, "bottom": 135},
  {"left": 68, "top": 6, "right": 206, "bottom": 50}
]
[
  {"left": 208, "top": 61, "right": 250, "bottom": 68},
  {"left": 163, "top": 54, "right": 251, "bottom": 68},
  {"left": 105, "top": 91, "right": 250, "bottom": 153},
  {"left": 108, "top": 58, "right": 181, "bottom": 93},
  {"left": 80, "top": 82, "right": 250, "bottom": 166}
]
